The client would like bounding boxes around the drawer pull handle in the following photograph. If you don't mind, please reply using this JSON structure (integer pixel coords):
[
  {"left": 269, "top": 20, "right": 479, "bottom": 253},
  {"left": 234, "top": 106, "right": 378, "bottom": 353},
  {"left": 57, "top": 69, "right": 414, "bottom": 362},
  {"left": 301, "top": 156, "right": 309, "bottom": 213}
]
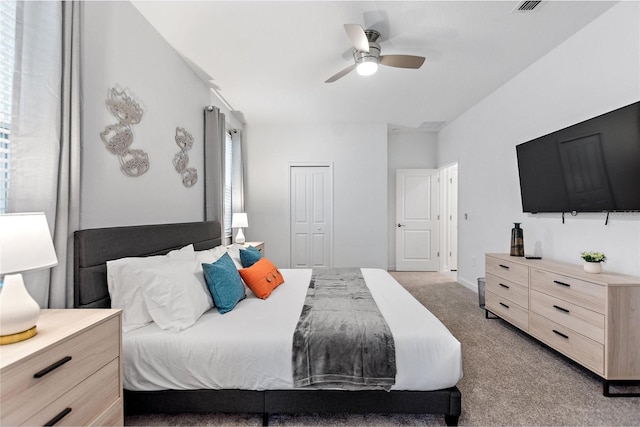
[
  {"left": 44, "top": 407, "right": 72, "bottom": 426},
  {"left": 553, "top": 305, "right": 570, "bottom": 313},
  {"left": 553, "top": 280, "right": 571, "bottom": 288},
  {"left": 499, "top": 264, "right": 510, "bottom": 270},
  {"left": 552, "top": 329, "right": 569, "bottom": 339},
  {"left": 34, "top": 356, "right": 72, "bottom": 378},
  {"left": 499, "top": 302, "right": 510, "bottom": 309},
  {"left": 499, "top": 283, "right": 510, "bottom": 289}
]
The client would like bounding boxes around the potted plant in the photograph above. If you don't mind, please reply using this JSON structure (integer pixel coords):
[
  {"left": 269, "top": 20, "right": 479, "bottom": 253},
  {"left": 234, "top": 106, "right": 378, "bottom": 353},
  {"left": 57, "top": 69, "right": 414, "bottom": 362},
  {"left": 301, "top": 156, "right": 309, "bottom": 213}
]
[{"left": 581, "top": 251, "right": 606, "bottom": 274}]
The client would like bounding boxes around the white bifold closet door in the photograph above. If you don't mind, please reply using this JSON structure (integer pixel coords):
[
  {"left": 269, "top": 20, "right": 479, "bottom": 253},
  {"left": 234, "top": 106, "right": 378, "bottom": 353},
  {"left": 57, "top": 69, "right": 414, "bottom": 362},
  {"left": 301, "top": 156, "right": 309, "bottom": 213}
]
[{"left": 290, "top": 165, "right": 333, "bottom": 268}]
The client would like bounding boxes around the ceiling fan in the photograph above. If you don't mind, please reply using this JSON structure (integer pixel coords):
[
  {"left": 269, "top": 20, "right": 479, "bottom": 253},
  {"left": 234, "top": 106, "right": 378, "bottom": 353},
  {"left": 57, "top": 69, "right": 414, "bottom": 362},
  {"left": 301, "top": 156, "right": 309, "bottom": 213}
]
[{"left": 325, "top": 24, "right": 426, "bottom": 83}]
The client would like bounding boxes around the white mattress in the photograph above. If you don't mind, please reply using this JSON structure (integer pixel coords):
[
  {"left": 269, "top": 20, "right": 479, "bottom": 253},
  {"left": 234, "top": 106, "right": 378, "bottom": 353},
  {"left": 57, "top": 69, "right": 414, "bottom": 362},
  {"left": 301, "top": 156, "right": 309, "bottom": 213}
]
[{"left": 123, "top": 268, "right": 462, "bottom": 391}]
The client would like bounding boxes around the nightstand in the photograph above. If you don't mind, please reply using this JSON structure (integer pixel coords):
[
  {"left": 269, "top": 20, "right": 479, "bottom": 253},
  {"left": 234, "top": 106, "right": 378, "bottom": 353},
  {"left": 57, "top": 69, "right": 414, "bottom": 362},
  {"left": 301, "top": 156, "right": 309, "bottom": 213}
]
[
  {"left": 243, "top": 241, "right": 265, "bottom": 255},
  {"left": 0, "top": 309, "right": 123, "bottom": 426},
  {"left": 229, "top": 241, "right": 265, "bottom": 255}
]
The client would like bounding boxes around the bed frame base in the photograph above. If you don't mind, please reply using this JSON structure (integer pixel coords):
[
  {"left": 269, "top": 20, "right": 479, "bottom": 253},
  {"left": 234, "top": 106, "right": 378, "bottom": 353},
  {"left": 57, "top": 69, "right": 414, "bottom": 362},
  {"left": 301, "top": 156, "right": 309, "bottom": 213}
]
[
  {"left": 124, "top": 387, "right": 462, "bottom": 426},
  {"left": 74, "top": 221, "right": 462, "bottom": 426}
]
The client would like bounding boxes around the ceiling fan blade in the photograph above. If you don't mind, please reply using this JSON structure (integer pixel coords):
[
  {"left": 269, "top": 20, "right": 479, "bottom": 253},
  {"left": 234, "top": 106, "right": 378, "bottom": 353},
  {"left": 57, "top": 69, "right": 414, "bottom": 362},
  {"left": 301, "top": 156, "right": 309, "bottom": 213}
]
[
  {"left": 343, "top": 24, "right": 369, "bottom": 53},
  {"left": 325, "top": 64, "right": 357, "bottom": 83},
  {"left": 363, "top": 10, "right": 390, "bottom": 42},
  {"left": 379, "top": 54, "right": 425, "bottom": 69}
]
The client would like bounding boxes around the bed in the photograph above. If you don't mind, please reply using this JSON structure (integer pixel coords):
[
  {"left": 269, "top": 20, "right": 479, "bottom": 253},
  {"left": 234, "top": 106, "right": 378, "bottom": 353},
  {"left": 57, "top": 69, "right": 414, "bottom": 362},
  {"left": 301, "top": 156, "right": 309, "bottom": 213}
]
[{"left": 74, "top": 221, "right": 462, "bottom": 426}]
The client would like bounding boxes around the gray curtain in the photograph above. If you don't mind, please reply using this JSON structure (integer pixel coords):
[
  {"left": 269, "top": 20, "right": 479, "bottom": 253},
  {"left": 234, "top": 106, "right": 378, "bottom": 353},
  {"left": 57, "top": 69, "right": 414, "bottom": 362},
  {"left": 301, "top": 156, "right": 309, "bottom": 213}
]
[
  {"left": 231, "top": 129, "right": 245, "bottom": 213},
  {"left": 8, "top": 1, "right": 82, "bottom": 308},
  {"left": 203, "top": 106, "right": 226, "bottom": 235}
]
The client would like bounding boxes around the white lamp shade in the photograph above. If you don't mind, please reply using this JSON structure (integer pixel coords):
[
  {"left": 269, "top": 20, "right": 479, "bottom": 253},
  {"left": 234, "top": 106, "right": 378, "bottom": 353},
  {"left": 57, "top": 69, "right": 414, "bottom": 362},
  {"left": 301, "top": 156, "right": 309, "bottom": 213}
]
[
  {"left": 231, "top": 213, "right": 248, "bottom": 229},
  {"left": 0, "top": 212, "right": 58, "bottom": 275}
]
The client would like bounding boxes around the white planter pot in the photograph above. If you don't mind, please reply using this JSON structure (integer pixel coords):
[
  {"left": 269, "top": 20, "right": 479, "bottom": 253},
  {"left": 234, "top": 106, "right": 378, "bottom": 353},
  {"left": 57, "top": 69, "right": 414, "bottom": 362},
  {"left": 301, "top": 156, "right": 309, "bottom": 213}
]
[{"left": 583, "top": 262, "right": 602, "bottom": 274}]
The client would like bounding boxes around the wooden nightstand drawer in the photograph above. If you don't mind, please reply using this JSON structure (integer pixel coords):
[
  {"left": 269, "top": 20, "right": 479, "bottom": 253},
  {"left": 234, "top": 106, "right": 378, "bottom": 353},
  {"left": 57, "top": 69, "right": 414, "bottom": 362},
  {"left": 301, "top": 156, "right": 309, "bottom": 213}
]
[
  {"left": 89, "top": 399, "right": 124, "bottom": 427},
  {"left": 531, "top": 289, "right": 604, "bottom": 344},
  {"left": 1, "top": 313, "right": 121, "bottom": 426},
  {"left": 23, "top": 358, "right": 120, "bottom": 426},
  {"left": 485, "top": 256, "right": 529, "bottom": 286},
  {"left": 531, "top": 269, "right": 605, "bottom": 314},
  {"left": 485, "top": 290, "right": 528, "bottom": 331},
  {"left": 486, "top": 273, "right": 528, "bottom": 308},
  {"left": 530, "top": 312, "right": 604, "bottom": 375}
]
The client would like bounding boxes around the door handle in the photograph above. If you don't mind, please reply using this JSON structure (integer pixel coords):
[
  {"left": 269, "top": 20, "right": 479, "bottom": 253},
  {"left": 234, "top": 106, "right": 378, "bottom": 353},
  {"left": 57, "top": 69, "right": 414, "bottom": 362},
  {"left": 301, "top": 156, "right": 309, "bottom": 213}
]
[{"left": 397, "top": 223, "right": 406, "bottom": 227}]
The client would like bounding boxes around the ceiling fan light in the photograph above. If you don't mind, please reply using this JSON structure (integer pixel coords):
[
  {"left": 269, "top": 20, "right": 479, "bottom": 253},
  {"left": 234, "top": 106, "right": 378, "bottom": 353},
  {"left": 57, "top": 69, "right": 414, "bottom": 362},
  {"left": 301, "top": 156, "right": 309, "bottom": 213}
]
[{"left": 356, "top": 60, "right": 378, "bottom": 76}]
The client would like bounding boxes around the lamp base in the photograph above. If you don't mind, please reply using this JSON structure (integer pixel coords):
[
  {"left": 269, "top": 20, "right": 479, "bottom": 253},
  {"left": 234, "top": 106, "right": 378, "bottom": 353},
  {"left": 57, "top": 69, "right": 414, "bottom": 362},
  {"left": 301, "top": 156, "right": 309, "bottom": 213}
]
[
  {"left": 0, "top": 326, "right": 37, "bottom": 345},
  {"left": 0, "top": 273, "right": 41, "bottom": 340},
  {"left": 235, "top": 228, "right": 246, "bottom": 244}
]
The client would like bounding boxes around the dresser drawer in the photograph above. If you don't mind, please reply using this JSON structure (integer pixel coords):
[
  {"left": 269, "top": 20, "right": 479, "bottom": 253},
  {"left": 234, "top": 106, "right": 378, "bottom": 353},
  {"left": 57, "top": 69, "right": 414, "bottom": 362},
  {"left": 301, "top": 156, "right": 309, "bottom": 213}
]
[
  {"left": 530, "top": 290, "right": 604, "bottom": 344},
  {"left": 23, "top": 358, "right": 120, "bottom": 426},
  {"left": 531, "top": 269, "right": 605, "bottom": 314},
  {"left": 0, "top": 316, "right": 120, "bottom": 426},
  {"left": 529, "top": 312, "right": 604, "bottom": 375},
  {"left": 486, "top": 273, "right": 528, "bottom": 308},
  {"left": 485, "top": 290, "right": 529, "bottom": 331},
  {"left": 486, "top": 256, "right": 529, "bottom": 286}
]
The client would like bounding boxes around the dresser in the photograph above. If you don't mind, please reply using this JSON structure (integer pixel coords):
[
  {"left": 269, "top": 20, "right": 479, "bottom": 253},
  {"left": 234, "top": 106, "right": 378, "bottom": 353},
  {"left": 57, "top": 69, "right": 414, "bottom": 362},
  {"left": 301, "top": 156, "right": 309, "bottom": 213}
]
[
  {"left": 485, "top": 253, "right": 640, "bottom": 395},
  {"left": 0, "top": 309, "right": 123, "bottom": 426}
]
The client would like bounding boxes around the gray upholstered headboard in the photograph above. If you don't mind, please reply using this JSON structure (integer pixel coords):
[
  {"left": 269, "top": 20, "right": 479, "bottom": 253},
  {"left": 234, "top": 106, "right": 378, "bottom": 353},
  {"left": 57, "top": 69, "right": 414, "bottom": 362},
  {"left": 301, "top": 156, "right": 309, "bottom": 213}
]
[{"left": 74, "top": 221, "right": 222, "bottom": 308}]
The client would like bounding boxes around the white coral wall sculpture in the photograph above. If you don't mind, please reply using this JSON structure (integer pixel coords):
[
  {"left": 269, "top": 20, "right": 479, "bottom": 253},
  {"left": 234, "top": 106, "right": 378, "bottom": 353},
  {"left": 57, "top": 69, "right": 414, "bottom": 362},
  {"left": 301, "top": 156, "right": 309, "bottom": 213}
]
[
  {"left": 173, "top": 127, "right": 198, "bottom": 187},
  {"left": 100, "top": 87, "right": 149, "bottom": 177}
]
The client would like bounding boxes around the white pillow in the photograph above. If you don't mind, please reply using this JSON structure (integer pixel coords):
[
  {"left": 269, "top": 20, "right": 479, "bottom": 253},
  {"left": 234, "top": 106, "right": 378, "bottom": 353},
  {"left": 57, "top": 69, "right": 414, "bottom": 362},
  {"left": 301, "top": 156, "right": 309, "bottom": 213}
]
[
  {"left": 225, "top": 243, "right": 245, "bottom": 269},
  {"left": 106, "top": 244, "right": 196, "bottom": 332},
  {"left": 195, "top": 245, "right": 228, "bottom": 270},
  {"left": 134, "top": 261, "right": 212, "bottom": 332}
]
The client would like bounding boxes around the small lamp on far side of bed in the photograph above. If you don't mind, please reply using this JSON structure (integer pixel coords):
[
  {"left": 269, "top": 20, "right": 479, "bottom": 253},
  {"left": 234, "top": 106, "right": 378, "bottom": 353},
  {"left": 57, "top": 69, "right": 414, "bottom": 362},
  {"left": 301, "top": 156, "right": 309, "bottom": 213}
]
[
  {"left": 0, "top": 213, "right": 58, "bottom": 345},
  {"left": 232, "top": 212, "right": 248, "bottom": 244}
]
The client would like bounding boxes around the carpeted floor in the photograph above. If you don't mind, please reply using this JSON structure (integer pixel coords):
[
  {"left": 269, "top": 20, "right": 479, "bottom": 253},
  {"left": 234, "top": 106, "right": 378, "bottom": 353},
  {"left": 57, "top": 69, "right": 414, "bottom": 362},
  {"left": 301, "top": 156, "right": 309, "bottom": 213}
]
[{"left": 126, "top": 272, "right": 639, "bottom": 426}]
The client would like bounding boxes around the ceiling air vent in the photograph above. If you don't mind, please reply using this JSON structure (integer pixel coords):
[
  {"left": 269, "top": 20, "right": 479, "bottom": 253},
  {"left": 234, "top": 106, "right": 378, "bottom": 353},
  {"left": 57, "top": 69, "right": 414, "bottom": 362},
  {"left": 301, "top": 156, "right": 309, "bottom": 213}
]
[
  {"left": 513, "top": 1, "right": 543, "bottom": 12},
  {"left": 419, "top": 121, "right": 447, "bottom": 132}
]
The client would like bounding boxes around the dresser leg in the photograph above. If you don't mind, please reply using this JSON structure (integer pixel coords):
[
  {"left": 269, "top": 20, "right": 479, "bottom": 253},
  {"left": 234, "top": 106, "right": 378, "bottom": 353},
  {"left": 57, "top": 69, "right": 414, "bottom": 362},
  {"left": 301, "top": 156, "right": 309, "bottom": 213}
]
[
  {"left": 485, "top": 309, "right": 499, "bottom": 319},
  {"left": 603, "top": 380, "right": 640, "bottom": 397}
]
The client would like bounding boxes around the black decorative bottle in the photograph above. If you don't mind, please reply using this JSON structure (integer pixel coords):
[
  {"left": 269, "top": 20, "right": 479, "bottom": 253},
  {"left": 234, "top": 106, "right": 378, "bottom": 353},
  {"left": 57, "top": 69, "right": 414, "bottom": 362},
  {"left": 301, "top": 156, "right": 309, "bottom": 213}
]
[{"left": 510, "top": 223, "right": 524, "bottom": 257}]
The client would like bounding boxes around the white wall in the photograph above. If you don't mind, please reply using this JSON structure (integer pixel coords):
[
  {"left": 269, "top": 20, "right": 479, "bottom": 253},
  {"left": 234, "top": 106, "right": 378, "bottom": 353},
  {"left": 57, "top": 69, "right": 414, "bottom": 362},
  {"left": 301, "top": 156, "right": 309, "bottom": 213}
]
[
  {"left": 438, "top": 2, "right": 640, "bottom": 289},
  {"left": 387, "top": 131, "right": 438, "bottom": 269},
  {"left": 245, "top": 123, "right": 388, "bottom": 269},
  {"left": 81, "top": 1, "right": 241, "bottom": 229}
]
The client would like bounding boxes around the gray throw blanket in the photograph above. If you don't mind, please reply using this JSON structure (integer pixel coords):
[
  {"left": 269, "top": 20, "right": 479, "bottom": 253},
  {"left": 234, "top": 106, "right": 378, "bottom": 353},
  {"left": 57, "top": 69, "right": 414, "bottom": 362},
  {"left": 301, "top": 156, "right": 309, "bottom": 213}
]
[{"left": 292, "top": 268, "right": 396, "bottom": 390}]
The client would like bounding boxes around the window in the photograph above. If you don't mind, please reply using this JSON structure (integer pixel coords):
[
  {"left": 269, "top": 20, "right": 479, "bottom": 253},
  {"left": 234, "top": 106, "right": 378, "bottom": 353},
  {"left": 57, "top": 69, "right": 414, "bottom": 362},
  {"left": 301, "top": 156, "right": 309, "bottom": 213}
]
[
  {"left": 224, "top": 130, "right": 233, "bottom": 238},
  {"left": 0, "top": 1, "right": 16, "bottom": 214}
]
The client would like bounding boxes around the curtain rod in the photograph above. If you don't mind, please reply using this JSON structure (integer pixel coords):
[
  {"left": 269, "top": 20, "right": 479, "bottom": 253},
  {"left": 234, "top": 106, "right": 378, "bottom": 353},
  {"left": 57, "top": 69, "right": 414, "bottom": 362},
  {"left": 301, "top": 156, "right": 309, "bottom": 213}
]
[{"left": 205, "top": 106, "right": 239, "bottom": 133}]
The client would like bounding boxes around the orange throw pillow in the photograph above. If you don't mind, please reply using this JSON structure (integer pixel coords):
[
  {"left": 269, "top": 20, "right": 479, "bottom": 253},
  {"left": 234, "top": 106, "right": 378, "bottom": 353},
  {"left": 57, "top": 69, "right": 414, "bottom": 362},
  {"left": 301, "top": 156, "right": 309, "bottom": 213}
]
[{"left": 239, "top": 258, "right": 284, "bottom": 299}]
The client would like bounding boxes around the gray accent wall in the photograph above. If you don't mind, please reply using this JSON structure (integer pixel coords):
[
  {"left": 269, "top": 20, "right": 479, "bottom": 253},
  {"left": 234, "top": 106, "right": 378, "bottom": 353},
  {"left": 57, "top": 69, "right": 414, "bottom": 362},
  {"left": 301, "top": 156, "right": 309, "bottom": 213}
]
[{"left": 81, "top": 1, "right": 240, "bottom": 229}]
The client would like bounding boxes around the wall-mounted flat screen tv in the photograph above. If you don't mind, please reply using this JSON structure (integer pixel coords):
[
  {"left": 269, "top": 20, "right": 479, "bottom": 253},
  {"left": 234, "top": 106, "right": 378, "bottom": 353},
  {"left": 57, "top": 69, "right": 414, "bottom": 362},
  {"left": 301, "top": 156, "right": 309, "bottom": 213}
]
[{"left": 516, "top": 102, "right": 640, "bottom": 213}]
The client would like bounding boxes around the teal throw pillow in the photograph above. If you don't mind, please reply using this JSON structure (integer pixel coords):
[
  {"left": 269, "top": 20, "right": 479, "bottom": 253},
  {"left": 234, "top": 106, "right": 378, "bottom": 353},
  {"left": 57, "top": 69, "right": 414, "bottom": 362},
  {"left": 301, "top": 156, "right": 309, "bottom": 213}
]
[
  {"left": 240, "top": 245, "right": 263, "bottom": 268},
  {"left": 202, "top": 252, "right": 245, "bottom": 314}
]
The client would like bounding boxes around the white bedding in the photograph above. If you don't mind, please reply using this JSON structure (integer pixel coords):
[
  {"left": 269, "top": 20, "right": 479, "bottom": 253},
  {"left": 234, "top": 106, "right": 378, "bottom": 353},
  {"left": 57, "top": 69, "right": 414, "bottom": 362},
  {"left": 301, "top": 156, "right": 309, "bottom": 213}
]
[{"left": 123, "top": 268, "right": 462, "bottom": 391}]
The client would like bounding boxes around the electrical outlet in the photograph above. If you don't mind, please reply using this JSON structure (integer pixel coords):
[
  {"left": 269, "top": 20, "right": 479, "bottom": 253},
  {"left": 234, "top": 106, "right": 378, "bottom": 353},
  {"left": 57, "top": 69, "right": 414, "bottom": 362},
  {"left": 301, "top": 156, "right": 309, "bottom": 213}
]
[{"left": 471, "top": 256, "right": 476, "bottom": 267}]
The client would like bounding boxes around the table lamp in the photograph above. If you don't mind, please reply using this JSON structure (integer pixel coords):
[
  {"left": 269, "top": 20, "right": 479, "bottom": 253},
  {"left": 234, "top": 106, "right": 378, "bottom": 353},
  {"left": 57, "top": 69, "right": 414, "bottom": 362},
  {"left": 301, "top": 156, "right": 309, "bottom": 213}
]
[
  {"left": 231, "top": 213, "right": 248, "bottom": 244},
  {"left": 0, "top": 213, "right": 58, "bottom": 345}
]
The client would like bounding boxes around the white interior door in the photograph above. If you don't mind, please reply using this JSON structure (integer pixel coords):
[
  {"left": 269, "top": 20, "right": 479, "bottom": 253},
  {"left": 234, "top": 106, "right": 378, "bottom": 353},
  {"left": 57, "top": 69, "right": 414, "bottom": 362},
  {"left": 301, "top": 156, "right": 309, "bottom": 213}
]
[
  {"left": 290, "top": 165, "right": 332, "bottom": 268},
  {"left": 396, "top": 169, "right": 439, "bottom": 271}
]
